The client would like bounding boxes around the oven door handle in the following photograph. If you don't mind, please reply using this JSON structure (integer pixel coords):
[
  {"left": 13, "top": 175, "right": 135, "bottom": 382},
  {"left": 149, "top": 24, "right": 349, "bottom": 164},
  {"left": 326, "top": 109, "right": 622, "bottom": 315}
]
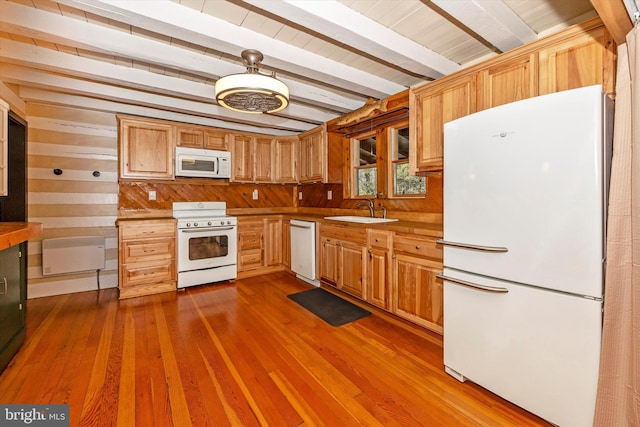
[{"left": 181, "top": 226, "right": 235, "bottom": 233}]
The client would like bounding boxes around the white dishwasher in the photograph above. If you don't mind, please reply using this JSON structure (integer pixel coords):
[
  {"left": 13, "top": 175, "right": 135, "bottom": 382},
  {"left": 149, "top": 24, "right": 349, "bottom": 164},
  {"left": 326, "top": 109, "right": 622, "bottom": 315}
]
[{"left": 290, "top": 219, "right": 319, "bottom": 286}]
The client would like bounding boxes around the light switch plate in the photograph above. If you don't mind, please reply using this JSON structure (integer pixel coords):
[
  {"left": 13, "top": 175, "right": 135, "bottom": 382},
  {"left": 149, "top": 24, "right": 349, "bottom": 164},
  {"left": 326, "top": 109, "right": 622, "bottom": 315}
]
[
  {"left": 252, "top": 189, "right": 259, "bottom": 200},
  {"left": 327, "top": 190, "right": 332, "bottom": 200},
  {"left": 298, "top": 191, "right": 302, "bottom": 200},
  {"left": 148, "top": 190, "right": 156, "bottom": 201}
]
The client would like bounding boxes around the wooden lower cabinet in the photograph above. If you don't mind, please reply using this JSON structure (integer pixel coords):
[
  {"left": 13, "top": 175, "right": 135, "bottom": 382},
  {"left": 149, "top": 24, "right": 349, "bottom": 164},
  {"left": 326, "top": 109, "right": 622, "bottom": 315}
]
[
  {"left": 264, "top": 218, "right": 282, "bottom": 266},
  {"left": 339, "top": 241, "right": 367, "bottom": 298},
  {"left": 320, "top": 236, "right": 339, "bottom": 286},
  {"left": 319, "top": 224, "right": 366, "bottom": 299},
  {"left": 282, "top": 219, "right": 291, "bottom": 269},
  {"left": 237, "top": 216, "right": 287, "bottom": 278},
  {"left": 367, "top": 229, "right": 392, "bottom": 310},
  {"left": 118, "top": 218, "right": 176, "bottom": 299},
  {"left": 238, "top": 218, "right": 264, "bottom": 272},
  {"left": 319, "top": 225, "right": 443, "bottom": 333},
  {"left": 0, "top": 243, "right": 26, "bottom": 372},
  {"left": 391, "top": 233, "right": 443, "bottom": 334}
]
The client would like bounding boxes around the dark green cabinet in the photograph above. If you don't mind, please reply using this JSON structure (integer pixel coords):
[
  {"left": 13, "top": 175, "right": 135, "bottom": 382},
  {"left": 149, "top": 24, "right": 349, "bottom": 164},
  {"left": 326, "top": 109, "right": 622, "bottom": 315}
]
[{"left": 0, "top": 242, "right": 26, "bottom": 372}]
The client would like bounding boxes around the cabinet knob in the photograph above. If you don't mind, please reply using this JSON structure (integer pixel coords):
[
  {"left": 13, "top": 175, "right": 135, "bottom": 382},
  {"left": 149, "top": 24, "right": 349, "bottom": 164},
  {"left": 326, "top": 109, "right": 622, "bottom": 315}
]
[
  {"left": 368, "top": 249, "right": 372, "bottom": 254},
  {"left": 415, "top": 245, "right": 420, "bottom": 250},
  {"left": 391, "top": 254, "right": 396, "bottom": 259},
  {"left": 375, "top": 238, "right": 379, "bottom": 242}
]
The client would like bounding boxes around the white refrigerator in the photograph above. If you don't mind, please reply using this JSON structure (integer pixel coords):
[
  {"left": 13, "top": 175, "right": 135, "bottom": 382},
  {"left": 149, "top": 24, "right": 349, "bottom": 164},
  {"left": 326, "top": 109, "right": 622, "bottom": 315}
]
[{"left": 438, "top": 85, "right": 613, "bottom": 427}]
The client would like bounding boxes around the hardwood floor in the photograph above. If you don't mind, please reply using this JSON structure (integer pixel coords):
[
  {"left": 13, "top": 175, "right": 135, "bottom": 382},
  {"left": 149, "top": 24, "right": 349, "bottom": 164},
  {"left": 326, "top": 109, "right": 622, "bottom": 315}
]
[{"left": 0, "top": 272, "right": 550, "bottom": 426}]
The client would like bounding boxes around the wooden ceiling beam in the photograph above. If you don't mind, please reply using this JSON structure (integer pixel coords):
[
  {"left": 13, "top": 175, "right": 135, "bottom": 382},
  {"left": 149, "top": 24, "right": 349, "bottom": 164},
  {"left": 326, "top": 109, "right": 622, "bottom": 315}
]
[
  {"left": 244, "top": 0, "right": 459, "bottom": 79},
  {"left": 57, "top": 0, "right": 406, "bottom": 99},
  {"left": 430, "top": 0, "right": 537, "bottom": 52},
  {"left": 591, "top": 0, "right": 633, "bottom": 44}
]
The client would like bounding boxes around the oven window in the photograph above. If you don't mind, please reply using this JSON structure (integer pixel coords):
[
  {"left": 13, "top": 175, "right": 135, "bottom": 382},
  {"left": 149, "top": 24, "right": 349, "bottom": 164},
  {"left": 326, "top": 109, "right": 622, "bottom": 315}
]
[{"left": 188, "top": 235, "right": 229, "bottom": 260}]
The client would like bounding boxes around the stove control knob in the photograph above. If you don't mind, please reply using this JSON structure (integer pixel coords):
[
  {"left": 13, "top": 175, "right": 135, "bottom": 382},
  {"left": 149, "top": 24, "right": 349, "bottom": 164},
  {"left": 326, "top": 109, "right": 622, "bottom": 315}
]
[
  {"left": 186, "top": 223, "right": 191, "bottom": 227},
  {"left": 220, "top": 220, "right": 225, "bottom": 225},
  {"left": 227, "top": 220, "right": 231, "bottom": 225},
  {"left": 208, "top": 221, "right": 212, "bottom": 226},
  {"left": 194, "top": 222, "right": 198, "bottom": 227}
]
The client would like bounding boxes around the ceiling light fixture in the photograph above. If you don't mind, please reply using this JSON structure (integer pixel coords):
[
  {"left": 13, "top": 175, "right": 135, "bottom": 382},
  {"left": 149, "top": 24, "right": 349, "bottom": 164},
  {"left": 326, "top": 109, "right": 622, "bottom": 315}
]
[{"left": 215, "top": 49, "right": 289, "bottom": 114}]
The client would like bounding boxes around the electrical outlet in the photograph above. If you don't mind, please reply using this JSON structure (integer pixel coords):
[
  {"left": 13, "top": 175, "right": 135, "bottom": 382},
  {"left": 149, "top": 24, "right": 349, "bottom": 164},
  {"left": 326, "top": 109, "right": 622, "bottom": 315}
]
[
  {"left": 252, "top": 189, "right": 259, "bottom": 200},
  {"left": 148, "top": 190, "right": 156, "bottom": 201},
  {"left": 327, "top": 190, "right": 332, "bottom": 200},
  {"left": 298, "top": 191, "right": 302, "bottom": 200}
]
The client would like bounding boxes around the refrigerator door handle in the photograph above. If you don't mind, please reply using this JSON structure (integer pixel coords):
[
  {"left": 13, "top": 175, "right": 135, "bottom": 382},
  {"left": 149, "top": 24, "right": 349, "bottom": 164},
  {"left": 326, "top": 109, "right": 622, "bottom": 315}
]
[
  {"left": 436, "top": 239, "right": 508, "bottom": 253},
  {"left": 437, "top": 273, "right": 509, "bottom": 293}
]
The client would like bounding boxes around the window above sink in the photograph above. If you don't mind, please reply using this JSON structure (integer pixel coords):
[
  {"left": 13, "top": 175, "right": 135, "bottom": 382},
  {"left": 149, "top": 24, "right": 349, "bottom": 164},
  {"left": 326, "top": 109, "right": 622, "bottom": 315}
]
[{"left": 348, "top": 119, "right": 425, "bottom": 200}]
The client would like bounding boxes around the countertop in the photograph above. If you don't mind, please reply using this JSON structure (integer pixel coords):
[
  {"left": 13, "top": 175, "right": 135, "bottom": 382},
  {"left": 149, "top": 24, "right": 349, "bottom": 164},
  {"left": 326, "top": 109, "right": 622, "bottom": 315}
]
[
  {"left": 282, "top": 213, "right": 443, "bottom": 237},
  {"left": 0, "top": 222, "right": 44, "bottom": 251},
  {"left": 117, "top": 209, "right": 443, "bottom": 237}
]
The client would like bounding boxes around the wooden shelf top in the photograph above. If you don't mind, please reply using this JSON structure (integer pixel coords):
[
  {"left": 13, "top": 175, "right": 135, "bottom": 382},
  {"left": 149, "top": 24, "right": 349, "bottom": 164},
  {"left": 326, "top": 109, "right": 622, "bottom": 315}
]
[{"left": 0, "top": 222, "right": 43, "bottom": 251}]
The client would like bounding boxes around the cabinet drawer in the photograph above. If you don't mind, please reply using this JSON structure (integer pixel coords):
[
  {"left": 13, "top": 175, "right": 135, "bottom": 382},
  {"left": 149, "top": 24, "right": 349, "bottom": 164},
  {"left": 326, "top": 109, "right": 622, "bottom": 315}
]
[
  {"left": 239, "top": 249, "right": 263, "bottom": 270},
  {"left": 121, "top": 260, "right": 175, "bottom": 287},
  {"left": 239, "top": 231, "right": 262, "bottom": 250},
  {"left": 368, "top": 229, "right": 391, "bottom": 249},
  {"left": 120, "top": 221, "right": 175, "bottom": 240},
  {"left": 393, "top": 233, "right": 442, "bottom": 262},
  {"left": 321, "top": 224, "right": 367, "bottom": 245},
  {"left": 239, "top": 220, "right": 264, "bottom": 231},
  {"left": 122, "top": 238, "right": 174, "bottom": 263}
]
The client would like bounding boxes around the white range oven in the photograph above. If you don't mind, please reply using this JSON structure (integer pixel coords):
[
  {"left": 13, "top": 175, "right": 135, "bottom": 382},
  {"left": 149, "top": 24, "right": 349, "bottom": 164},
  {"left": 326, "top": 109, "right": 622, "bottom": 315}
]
[{"left": 173, "top": 201, "right": 237, "bottom": 288}]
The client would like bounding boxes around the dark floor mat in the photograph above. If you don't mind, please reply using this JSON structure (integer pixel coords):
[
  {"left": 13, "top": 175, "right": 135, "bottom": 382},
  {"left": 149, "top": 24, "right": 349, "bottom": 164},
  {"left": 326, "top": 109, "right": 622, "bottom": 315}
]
[{"left": 287, "top": 287, "right": 371, "bottom": 327}]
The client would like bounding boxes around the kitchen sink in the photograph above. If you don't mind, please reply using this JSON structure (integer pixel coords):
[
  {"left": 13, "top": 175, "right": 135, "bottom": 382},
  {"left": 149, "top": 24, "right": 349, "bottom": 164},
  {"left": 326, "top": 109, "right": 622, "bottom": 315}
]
[{"left": 324, "top": 215, "right": 398, "bottom": 224}]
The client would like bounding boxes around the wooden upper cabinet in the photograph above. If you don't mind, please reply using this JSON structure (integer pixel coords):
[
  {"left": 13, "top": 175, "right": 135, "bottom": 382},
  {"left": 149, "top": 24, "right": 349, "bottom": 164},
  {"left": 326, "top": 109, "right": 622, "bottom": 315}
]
[
  {"left": 299, "top": 125, "right": 327, "bottom": 183},
  {"left": 204, "top": 130, "right": 228, "bottom": 150},
  {"left": 229, "top": 134, "right": 254, "bottom": 182},
  {"left": 119, "top": 117, "right": 174, "bottom": 180},
  {"left": 538, "top": 25, "right": 615, "bottom": 96},
  {"left": 409, "top": 74, "right": 476, "bottom": 174},
  {"left": 254, "top": 137, "right": 274, "bottom": 182},
  {"left": 175, "top": 126, "right": 204, "bottom": 148},
  {"left": 176, "top": 126, "right": 229, "bottom": 151},
  {"left": 477, "top": 53, "right": 538, "bottom": 111},
  {"left": 274, "top": 137, "right": 298, "bottom": 183}
]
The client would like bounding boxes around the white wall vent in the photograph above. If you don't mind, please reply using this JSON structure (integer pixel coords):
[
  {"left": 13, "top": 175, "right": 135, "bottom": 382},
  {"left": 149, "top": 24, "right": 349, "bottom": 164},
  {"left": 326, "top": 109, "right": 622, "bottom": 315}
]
[{"left": 42, "top": 236, "right": 105, "bottom": 276}]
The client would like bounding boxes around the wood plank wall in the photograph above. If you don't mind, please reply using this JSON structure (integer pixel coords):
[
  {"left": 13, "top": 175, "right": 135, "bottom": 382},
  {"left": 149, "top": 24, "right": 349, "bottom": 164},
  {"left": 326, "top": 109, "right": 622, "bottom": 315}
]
[
  {"left": 297, "top": 178, "right": 443, "bottom": 214},
  {"left": 25, "top": 103, "right": 119, "bottom": 298},
  {"left": 118, "top": 181, "right": 296, "bottom": 211}
]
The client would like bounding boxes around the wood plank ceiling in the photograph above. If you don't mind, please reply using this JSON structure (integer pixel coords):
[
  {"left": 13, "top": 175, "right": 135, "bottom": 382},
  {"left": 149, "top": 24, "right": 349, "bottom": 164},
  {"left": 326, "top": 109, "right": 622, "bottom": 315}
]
[{"left": 0, "top": 0, "right": 623, "bottom": 136}]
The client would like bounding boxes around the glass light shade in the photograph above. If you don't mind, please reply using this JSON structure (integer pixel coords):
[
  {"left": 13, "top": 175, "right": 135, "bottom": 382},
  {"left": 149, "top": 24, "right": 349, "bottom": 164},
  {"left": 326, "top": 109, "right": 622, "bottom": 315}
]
[{"left": 215, "top": 73, "right": 289, "bottom": 114}]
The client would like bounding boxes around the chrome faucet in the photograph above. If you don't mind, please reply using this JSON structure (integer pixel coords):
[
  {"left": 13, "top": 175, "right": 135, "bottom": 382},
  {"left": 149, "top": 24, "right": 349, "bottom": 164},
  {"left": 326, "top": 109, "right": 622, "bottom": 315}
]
[{"left": 356, "top": 198, "right": 375, "bottom": 217}]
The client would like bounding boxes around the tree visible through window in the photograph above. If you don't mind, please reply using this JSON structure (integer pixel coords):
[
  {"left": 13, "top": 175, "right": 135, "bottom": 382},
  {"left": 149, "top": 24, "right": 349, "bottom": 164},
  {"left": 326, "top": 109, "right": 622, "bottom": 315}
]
[
  {"left": 349, "top": 123, "right": 425, "bottom": 199},
  {"left": 354, "top": 134, "right": 377, "bottom": 197},
  {"left": 392, "top": 127, "right": 425, "bottom": 196}
]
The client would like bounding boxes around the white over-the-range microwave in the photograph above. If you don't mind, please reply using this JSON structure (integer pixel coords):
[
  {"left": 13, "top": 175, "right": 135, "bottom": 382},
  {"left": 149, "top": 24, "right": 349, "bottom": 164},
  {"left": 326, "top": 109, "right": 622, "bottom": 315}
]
[{"left": 175, "top": 146, "right": 231, "bottom": 178}]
